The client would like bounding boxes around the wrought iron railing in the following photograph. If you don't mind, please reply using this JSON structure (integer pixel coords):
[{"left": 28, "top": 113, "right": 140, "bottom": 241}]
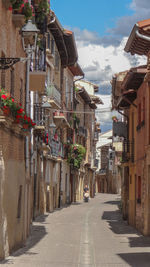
[
  {"left": 50, "top": 139, "right": 64, "bottom": 158},
  {"left": 46, "top": 84, "right": 61, "bottom": 105},
  {"left": 121, "top": 139, "right": 134, "bottom": 163}
]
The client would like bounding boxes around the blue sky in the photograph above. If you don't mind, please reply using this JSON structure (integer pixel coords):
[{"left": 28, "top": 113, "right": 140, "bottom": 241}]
[
  {"left": 51, "top": 0, "right": 149, "bottom": 132},
  {"left": 51, "top": 0, "right": 133, "bottom": 36}
]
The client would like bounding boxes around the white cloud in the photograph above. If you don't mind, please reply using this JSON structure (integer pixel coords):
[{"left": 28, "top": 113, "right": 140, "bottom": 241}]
[{"left": 73, "top": 0, "right": 149, "bottom": 131}]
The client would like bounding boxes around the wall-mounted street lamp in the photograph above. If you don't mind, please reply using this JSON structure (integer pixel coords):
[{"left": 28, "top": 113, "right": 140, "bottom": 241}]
[
  {"left": 0, "top": 20, "right": 39, "bottom": 70},
  {"left": 21, "top": 20, "right": 39, "bottom": 53},
  {"left": 20, "top": 20, "right": 39, "bottom": 115}
]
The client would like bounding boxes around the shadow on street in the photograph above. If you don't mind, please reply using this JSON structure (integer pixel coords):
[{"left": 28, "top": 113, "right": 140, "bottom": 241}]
[
  {"left": 102, "top": 206, "right": 150, "bottom": 247},
  {"left": 118, "top": 252, "right": 150, "bottom": 267},
  {"left": 1, "top": 224, "right": 47, "bottom": 264}
]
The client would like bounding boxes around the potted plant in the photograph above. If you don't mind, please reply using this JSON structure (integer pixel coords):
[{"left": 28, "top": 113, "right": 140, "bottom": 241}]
[
  {"left": 0, "top": 88, "right": 36, "bottom": 130},
  {"left": 10, "top": 0, "right": 23, "bottom": 10},
  {"left": 67, "top": 143, "right": 86, "bottom": 169},
  {"left": 35, "top": 0, "right": 49, "bottom": 32},
  {"left": 20, "top": 1, "right": 34, "bottom": 21}
]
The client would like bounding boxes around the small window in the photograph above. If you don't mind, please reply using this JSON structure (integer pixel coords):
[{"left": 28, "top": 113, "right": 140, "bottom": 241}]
[
  {"left": 20, "top": 79, "right": 23, "bottom": 105},
  {"left": 10, "top": 68, "right": 15, "bottom": 98},
  {"left": 143, "top": 97, "right": 145, "bottom": 121},
  {"left": 17, "top": 185, "right": 22, "bottom": 218},
  {"left": 130, "top": 175, "right": 132, "bottom": 184},
  {"left": 51, "top": 38, "right": 55, "bottom": 55},
  {"left": 137, "top": 176, "right": 141, "bottom": 204},
  {"left": 47, "top": 32, "right": 50, "bottom": 49},
  {"left": 55, "top": 51, "right": 59, "bottom": 70},
  {"left": 1, "top": 69, "right": 5, "bottom": 88},
  {"left": 138, "top": 103, "right": 141, "bottom": 125}
]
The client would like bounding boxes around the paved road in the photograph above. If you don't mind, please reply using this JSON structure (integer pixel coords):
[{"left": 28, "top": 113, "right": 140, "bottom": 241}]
[{"left": 1, "top": 193, "right": 150, "bottom": 267}]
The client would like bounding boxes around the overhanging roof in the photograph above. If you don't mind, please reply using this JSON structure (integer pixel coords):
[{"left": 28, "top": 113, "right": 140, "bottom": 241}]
[
  {"left": 121, "top": 66, "right": 147, "bottom": 91},
  {"left": 78, "top": 87, "right": 91, "bottom": 103},
  {"left": 124, "top": 19, "right": 150, "bottom": 56},
  {"left": 90, "top": 95, "right": 104, "bottom": 105},
  {"left": 69, "top": 63, "right": 84, "bottom": 77},
  {"left": 48, "top": 12, "right": 78, "bottom": 67}
]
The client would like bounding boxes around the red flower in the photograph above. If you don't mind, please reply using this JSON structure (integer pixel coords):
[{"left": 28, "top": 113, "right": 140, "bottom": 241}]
[
  {"left": 16, "top": 115, "right": 22, "bottom": 119},
  {"left": 17, "top": 108, "right": 24, "bottom": 114},
  {"left": 24, "top": 115, "right": 27, "bottom": 120},
  {"left": 1, "top": 95, "right": 7, "bottom": 99},
  {"left": 11, "top": 98, "right": 14, "bottom": 102}
]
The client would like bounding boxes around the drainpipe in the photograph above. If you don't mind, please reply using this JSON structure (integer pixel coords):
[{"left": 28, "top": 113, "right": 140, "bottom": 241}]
[
  {"left": 135, "top": 24, "right": 150, "bottom": 42},
  {"left": 25, "top": 46, "right": 31, "bottom": 174}
]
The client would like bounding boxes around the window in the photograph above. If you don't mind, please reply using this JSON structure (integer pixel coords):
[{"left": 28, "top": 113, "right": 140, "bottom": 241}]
[
  {"left": 137, "top": 176, "right": 141, "bottom": 204},
  {"left": 143, "top": 97, "right": 145, "bottom": 121},
  {"left": 55, "top": 51, "right": 59, "bottom": 70},
  {"left": 130, "top": 175, "right": 132, "bottom": 184},
  {"left": 17, "top": 185, "right": 23, "bottom": 218},
  {"left": 51, "top": 38, "right": 55, "bottom": 55},
  {"left": 1, "top": 53, "right": 5, "bottom": 88},
  {"left": 10, "top": 68, "right": 15, "bottom": 98},
  {"left": 20, "top": 79, "right": 23, "bottom": 105},
  {"left": 138, "top": 103, "right": 141, "bottom": 125},
  {"left": 1, "top": 69, "right": 5, "bottom": 88},
  {"left": 47, "top": 32, "right": 50, "bottom": 49}
]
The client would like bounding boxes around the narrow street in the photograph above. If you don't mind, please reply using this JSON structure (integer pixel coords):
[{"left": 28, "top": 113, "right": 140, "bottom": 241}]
[{"left": 1, "top": 193, "right": 150, "bottom": 267}]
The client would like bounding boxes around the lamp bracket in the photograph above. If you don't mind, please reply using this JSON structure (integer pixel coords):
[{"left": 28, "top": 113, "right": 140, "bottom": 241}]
[{"left": 0, "top": 58, "right": 21, "bottom": 70}]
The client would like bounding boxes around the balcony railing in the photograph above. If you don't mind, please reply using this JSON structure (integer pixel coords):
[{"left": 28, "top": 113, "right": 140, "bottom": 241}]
[
  {"left": 94, "top": 159, "right": 99, "bottom": 168},
  {"left": 121, "top": 139, "right": 134, "bottom": 163},
  {"left": 50, "top": 139, "right": 64, "bottom": 158},
  {"left": 94, "top": 132, "right": 99, "bottom": 141},
  {"left": 78, "top": 126, "right": 87, "bottom": 137},
  {"left": 29, "top": 58, "right": 46, "bottom": 93},
  {"left": 46, "top": 84, "right": 61, "bottom": 106},
  {"left": 113, "top": 121, "right": 127, "bottom": 138}
]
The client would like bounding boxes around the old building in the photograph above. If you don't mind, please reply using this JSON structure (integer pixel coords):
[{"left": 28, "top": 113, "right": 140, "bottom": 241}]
[
  {"left": 0, "top": 0, "right": 34, "bottom": 259},
  {"left": 111, "top": 18, "right": 150, "bottom": 235}
]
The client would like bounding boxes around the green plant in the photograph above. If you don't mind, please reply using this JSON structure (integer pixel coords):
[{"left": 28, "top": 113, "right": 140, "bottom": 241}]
[
  {"left": 75, "top": 87, "right": 79, "bottom": 92},
  {"left": 67, "top": 143, "right": 86, "bottom": 169},
  {"left": 35, "top": 0, "right": 49, "bottom": 23},
  {"left": 22, "top": 2, "right": 34, "bottom": 20},
  {"left": 73, "top": 113, "right": 80, "bottom": 125},
  {"left": 0, "top": 88, "right": 36, "bottom": 129},
  {"left": 10, "top": 0, "right": 23, "bottom": 10}
]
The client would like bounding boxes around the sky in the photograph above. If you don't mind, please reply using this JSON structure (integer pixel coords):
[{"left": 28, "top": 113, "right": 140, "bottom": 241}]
[{"left": 51, "top": 0, "right": 149, "bottom": 132}]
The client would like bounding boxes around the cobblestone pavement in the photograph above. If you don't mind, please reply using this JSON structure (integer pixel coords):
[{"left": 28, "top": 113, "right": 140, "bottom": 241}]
[{"left": 1, "top": 193, "right": 150, "bottom": 267}]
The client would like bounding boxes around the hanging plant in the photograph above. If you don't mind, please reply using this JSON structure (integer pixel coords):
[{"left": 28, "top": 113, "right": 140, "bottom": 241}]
[
  {"left": 10, "top": 0, "right": 24, "bottom": 10},
  {"left": 0, "top": 88, "right": 36, "bottom": 130},
  {"left": 67, "top": 143, "right": 86, "bottom": 169},
  {"left": 35, "top": 0, "right": 49, "bottom": 24}
]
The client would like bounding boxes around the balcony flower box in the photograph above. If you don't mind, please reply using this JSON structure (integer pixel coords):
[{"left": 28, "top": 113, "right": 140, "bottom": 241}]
[{"left": 12, "top": 13, "right": 25, "bottom": 28}]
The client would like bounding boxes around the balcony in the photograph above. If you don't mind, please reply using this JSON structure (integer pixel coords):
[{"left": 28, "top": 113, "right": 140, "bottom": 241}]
[
  {"left": 50, "top": 139, "right": 64, "bottom": 159},
  {"left": 78, "top": 126, "right": 87, "bottom": 137},
  {"left": 47, "top": 84, "right": 61, "bottom": 109},
  {"left": 121, "top": 139, "right": 134, "bottom": 163},
  {"left": 53, "top": 111, "right": 70, "bottom": 128},
  {"left": 29, "top": 59, "right": 46, "bottom": 93},
  {"left": 84, "top": 154, "right": 91, "bottom": 166},
  {"left": 113, "top": 121, "right": 127, "bottom": 138},
  {"left": 94, "top": 132, "right": 99, "bottom": 141},
  {"left": 12, "top": 14, "right": 25, "bottom": 28}
]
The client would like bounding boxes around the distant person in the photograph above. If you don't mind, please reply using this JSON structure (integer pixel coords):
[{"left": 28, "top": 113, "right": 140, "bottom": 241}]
[{"left": 84, "top": 185, "right": 89, "bottom": 192}]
